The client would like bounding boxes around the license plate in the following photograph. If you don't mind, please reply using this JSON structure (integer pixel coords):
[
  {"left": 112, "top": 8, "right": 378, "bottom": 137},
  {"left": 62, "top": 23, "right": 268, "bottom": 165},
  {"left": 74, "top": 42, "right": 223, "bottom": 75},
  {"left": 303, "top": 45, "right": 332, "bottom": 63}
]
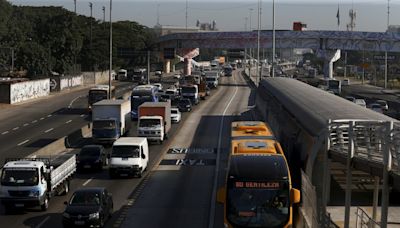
[
  {"left": 84, "top": 165, "right": 91, "bottom": 168},
  {"left": 75, "top": 221, "right": 85, "bottom": 225},
  {"left": 15, "top": 203, "right": 24, "bottom": 207}
]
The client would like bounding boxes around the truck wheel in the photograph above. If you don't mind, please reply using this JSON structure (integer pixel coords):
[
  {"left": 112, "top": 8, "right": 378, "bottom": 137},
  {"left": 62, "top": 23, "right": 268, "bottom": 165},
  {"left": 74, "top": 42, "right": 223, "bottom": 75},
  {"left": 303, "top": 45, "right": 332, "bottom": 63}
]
[
  {"left": 63, "top": 181, "right": 70, "bottom": 195},
  {"left": 41, "top": 197, "right": 49, "bottom": 211}
]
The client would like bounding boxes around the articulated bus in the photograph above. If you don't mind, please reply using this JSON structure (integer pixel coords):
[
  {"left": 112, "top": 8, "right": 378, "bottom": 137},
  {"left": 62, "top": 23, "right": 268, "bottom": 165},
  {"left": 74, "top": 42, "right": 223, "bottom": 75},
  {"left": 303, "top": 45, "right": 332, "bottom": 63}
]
[
  {"left": 88, "top": 85, "right": 116, "bottom": 110},
  {"left": 217, "top": 121, "right": 301, "bottom": 228}
]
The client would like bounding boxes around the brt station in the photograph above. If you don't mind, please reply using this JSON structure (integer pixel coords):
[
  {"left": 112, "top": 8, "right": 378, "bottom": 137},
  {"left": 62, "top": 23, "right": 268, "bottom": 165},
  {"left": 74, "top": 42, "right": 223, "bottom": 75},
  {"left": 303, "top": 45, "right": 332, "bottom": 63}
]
[
  {"left": 157, "top": 30, "right": 400, "bottom": 227},
  {"left": 256, "top": 77, "right": 400, "bottom": 227}
]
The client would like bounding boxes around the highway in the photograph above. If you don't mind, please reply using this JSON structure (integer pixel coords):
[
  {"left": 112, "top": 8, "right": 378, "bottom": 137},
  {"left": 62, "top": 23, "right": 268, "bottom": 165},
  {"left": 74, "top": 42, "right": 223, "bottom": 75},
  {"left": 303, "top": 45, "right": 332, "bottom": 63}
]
[
  {"left": 0, "top": 82, "right": 134, "bottom": 164},
  {"left": 0, "top": 70, "right": 256, "bottom": 227}
]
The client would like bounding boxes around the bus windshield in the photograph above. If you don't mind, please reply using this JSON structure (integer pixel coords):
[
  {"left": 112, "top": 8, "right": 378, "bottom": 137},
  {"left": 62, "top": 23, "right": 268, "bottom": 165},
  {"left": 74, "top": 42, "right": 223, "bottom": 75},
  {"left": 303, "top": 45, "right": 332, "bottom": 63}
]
[
  {"left": 131, "top": 96, "right": 154, "bottom": 110},
  {"left": 227, "top": 180, "right": 290, "bottom": 228}
]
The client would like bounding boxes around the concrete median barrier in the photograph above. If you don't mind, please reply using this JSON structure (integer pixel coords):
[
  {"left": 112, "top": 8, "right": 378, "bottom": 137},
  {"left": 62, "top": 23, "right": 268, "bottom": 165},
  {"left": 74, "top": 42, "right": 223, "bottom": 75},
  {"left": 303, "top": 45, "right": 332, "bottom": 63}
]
[{"left": 29, "top": 124, "right": 92, "bottom": 158}]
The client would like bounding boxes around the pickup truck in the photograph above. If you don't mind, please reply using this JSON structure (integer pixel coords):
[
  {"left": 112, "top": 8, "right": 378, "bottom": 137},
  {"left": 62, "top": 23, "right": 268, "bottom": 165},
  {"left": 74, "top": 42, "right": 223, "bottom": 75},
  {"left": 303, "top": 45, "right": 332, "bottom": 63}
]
[{"left": 0, "top": 155, "right": 76, "bottom": 212}]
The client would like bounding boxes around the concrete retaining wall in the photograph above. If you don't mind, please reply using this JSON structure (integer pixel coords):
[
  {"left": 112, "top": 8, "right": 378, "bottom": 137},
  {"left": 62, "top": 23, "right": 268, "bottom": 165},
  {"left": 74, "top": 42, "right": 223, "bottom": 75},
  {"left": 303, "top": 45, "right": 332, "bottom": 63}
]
[
  {"left": 82, "top": 70, "right": 111, "bottom": 85},
  {"left": 60, "top": 75, "right": 83, "bottom": 90},
  {"left": 9, "top": 79, "right": 50, "bottom": 104}
]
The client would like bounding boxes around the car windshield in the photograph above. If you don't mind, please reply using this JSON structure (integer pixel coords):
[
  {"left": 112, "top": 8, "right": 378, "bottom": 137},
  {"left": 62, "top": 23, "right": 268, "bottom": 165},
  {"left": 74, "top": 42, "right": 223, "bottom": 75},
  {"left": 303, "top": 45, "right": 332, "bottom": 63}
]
[
  {"left": 69, "top": 191, "right": 101, "bottom": 205},
  {"left": 206, "top": 78, "right": 216, "bottom": 82},
  {"left": 139, "top": 119, "right": 161, "bottom": 128},
  {"left": 88, "top": 91, "right": 107, "bottom": 104},
  {"left": 227, "top": 181, "right": 290, "bottom": 228},
  {"left": 112, "top": 146, "right": 140, "bottom": 158},
  {"left": 1, "top": 168, "right": 39, "bottom": 186},
  {"left": 182, "top": 87, "right": 196, "bottom": 93},
  {"left": 80, "top": 147, "right": 101, "bottom": 157},
  {"left": 376, "top": 100, "right": 387, "bottom": 106},
  {"left": 93, "top": 120, "right": 116, "bottom": 129},
  {"left": 171, "top": 110, "right": 178, "bottom": 114},
  {"left": 179, "top": 100, "right": 190, "bottom": 105}
]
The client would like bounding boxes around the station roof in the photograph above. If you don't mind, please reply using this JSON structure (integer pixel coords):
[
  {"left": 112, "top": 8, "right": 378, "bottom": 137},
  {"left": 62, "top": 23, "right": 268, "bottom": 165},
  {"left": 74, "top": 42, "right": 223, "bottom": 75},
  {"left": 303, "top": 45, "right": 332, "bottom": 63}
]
[{"left": 258, "top": 78, "right": 398, "bottom": 137}]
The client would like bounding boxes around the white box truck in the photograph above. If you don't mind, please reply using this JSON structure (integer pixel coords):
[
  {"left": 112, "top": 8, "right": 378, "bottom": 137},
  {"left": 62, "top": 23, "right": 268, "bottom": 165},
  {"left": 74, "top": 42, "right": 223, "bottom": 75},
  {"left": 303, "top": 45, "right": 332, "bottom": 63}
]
[
  {"left": 92, "top": 99, "right": 131, "bottom": 144},
  {"left": 108, "top": 137, "right": 149, "bottom": 178},
  {"left": 0, "top": 155, "right": 76, "bottom": 212},
  {"left": 138, "top": 101, "right": 171, "bottom": 144}
]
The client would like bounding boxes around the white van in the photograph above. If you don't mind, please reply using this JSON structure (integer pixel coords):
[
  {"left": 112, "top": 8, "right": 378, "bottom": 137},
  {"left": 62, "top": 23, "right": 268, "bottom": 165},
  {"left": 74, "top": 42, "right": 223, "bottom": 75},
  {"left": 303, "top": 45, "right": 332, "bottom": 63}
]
[{"left": 109, "top": 137, "right": 149, "bottom": 178}]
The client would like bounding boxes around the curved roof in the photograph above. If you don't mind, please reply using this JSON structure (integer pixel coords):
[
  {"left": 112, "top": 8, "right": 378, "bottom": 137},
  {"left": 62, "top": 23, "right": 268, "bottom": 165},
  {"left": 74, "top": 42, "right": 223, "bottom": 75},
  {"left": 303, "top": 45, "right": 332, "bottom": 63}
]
[{"left": 258, "top": 78, "right": 397, "bottom": 137}]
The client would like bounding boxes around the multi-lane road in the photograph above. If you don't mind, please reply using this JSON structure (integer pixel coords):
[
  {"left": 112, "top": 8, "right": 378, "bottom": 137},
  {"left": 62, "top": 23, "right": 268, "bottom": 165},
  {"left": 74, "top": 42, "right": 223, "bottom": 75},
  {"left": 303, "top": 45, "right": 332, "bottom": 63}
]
[{"left": 0, "top": 70, "right": 257, "bottom": 227}]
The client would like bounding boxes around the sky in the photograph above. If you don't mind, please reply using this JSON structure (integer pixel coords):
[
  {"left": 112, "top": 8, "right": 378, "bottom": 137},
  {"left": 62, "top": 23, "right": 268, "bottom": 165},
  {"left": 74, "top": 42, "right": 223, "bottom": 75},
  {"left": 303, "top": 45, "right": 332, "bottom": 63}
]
[{"left": 8, "top": 0, "right": 400, "bottom": 32}]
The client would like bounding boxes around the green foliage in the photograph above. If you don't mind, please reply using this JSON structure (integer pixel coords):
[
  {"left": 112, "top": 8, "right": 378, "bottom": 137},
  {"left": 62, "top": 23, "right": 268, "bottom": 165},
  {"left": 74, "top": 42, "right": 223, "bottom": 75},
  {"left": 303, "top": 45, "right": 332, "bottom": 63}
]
[{"left": 0, "top": 2, "right": 158, "bottom": 78}]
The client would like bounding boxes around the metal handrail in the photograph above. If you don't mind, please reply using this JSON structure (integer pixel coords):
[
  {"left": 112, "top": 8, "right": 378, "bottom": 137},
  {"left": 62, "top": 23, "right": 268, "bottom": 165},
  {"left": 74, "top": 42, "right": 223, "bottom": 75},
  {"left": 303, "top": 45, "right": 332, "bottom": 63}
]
[{"left": 355, "top": 207, "right": 380, "bottom": 228}]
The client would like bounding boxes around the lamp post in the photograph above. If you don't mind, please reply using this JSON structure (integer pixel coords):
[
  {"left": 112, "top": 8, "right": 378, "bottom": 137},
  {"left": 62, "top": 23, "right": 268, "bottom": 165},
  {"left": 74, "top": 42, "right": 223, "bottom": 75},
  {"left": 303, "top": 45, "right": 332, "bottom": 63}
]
[
  {"left": 74, "top": 0, "right": 76, "bottom": 14},
  {"left": 249, "top": 8, "right": 254, "bottom": 62},
  {"left": 108, "top": 0, "right": 113, "bottom": 99},
  {"left": 257, "top": 0, "right": 261, "bottom": 83},
  {"left": 271, "top": 0, "right": 276, "bottom": 78},
  {"left": 185, "top": 0, "right": 188, "bottom": 31},
  {"left": 102, "top": 6, "right": 106, "bottom": 30},
  {"left": 89, "top": 2, "right": 93, "bottom": 50}
]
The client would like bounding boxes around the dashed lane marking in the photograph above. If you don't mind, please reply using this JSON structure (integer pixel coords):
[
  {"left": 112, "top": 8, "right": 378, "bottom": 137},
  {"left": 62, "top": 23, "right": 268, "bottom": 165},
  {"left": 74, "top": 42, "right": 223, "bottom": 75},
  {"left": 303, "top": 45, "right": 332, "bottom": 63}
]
[
  {"left": 40, "top": 117, "right": 45, "bottom": 120},
  {"left": 47, "top": 114, "right": 52, "bottom": 117},
  {"left": 36, "top": 216, "right": 50, "bottom": 228},
  {"left": 17, "top": 139, "right": 29, "bottom": 146},
  {"left": 32, "top": 120, "right": 37, "bottom": 123},
  {"left": 82, "top": 178, "right": 93, "bottom": 186},
  {"left": 12, "top": 127, "right": 19, "bottom": 130},
  {"left": 44, "top": 128, "right": 54, "bottom": 133},
  {"left": 2, "top": 131, "right": 9, "bottom": 135},
  {"left": 65, "top": 120, "right": 72, "bottom": 124},
  {"left": 23, "top": 123, "right": 29, "bottom": 126}
]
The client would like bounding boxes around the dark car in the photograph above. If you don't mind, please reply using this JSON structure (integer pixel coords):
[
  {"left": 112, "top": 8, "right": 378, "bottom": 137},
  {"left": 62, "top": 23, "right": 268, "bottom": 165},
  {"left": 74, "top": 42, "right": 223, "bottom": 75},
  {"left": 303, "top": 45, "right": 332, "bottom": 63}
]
[
  {"left": 63, "top": 188, "right": 113, "bottom": 228},
  {"left": 77, "top": 145, "right": 107, "bottom": 172},
  {"left": 178, "top": 99, "right": 192, "bottom": 112}
]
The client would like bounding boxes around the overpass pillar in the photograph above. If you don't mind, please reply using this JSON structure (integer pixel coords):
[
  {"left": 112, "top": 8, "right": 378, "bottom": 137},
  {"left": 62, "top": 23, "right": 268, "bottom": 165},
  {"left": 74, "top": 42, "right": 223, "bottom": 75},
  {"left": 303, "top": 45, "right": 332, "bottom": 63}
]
[
  {"left": 317, "top": 49, "right": 341, "bottom": 79},
  {"left": 184, "top": 58, "right": 192, "bottom": 75},
  {"left": 163, "top": 59, "right": 171, "bottom": 74}
]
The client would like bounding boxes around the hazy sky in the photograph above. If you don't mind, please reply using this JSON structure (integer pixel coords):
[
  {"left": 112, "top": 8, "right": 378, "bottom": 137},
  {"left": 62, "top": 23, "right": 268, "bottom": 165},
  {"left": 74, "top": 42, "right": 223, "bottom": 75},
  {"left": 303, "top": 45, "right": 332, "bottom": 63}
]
[{"left": 9, "top": 0, "right": 400, "bottom": 32}]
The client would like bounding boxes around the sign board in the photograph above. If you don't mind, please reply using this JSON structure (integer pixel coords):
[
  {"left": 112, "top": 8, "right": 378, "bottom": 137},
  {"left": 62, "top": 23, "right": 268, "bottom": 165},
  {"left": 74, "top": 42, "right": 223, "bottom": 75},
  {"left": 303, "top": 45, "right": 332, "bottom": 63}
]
[
  {"left": 373, "top": 55, "right": 396, "bottom": 61},
  {"left": 50, "top": 79, "right": 57, "bottom": 90}
]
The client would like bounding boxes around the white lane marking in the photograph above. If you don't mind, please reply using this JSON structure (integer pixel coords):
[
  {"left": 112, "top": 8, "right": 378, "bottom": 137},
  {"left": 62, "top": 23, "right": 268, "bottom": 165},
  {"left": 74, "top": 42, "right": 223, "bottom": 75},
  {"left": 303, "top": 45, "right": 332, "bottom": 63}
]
[
  {"left": 65, "top": 120, "right": 72, "bottom": 124},
  {"left": 40, "top": 117, "right": 45, "bottom": 120},
  {"left": 47, "top": 114, "right": 52, "bottom": 117},
  {"left": 69, "top": 96, "right": 85, "bottom": 108},
  {"left": 44, "top": 128, "right": 54, "bottom": 133},
  {"left": 12, "top": 127, "right": 19, "bottom": 130},
  {"left": 36, "top": 216, "right": 50, "bottom": 228},
  {"left": 2, "top": 131, "right": 9, "bottom": 135},
  {"left": 80, "top": 114, "right": 85, "bottom": 117},
  {"left": 17, "top": 139, "right": 30, "bottom": 146},
  {"left": 23, "top": 123, "right": 29, "bottom": 127},
  {"left": 208, "top": 72, "right": 239, "bottom": 228},
  {"left": 32, "top": 120, "right": 37, "bottom": 123},
  {"left": 82, "top": 178, "right": 93, "bottom": 186}
]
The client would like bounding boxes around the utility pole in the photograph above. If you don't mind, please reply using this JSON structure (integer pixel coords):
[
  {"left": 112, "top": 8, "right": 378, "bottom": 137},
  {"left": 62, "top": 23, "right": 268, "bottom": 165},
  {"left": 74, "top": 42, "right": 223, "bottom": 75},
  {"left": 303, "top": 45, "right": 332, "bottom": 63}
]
[
  {"left": 249, "top": 8, "right": 253, "bottom": 62},
  {"left": 257, "top": 0, "right": 261, "bottom": 83},
  {"left": 244, "top": 17, "right": 248, "bottom": 69},
  {"left": 271, "top": 0, "right": 276, "bottom": 77},
  {"left": 384, "top": 0, "right": 390, "bottom": 89},
  {"left": 89, "top": 2, "right": 93, "bottom": 50},
  {"left": 108, "top": 0, "right": 113, "bottom": 99},
  {"left": 157, "top": 3, "right": 160, "bottom": 25},
  {"left": 102, "top": 6, "right": 106, "bottom": 30},
  {"left": 74, "top": 0, "right": 77, "bottom": 14},
  {"left": 185, "top": 0, "right": 188, "bottom": 31},
  {"left": 147, "top": 50, "right": 151, "bottom": 85}
]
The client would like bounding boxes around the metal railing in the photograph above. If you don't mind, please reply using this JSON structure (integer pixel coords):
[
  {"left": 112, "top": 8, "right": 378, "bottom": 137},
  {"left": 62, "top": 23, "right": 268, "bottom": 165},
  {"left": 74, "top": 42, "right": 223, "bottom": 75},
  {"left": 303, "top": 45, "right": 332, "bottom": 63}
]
[
  {"left": 328, "top": 120, "right": 400, "bottom": 174},
  {"left": 355, "top": 207, "right": 381, "bottom": 228}
]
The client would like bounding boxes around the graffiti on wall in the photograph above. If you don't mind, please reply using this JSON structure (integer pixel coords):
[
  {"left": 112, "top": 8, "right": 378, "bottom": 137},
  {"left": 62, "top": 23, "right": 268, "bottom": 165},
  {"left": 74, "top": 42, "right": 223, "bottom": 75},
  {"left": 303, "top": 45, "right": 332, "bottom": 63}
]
[
  {"left": 60, "top": 76, "right": 83, "bottom": 90},
  {"left": 10, "top": 79, "right": 50, "bottom": 104}
]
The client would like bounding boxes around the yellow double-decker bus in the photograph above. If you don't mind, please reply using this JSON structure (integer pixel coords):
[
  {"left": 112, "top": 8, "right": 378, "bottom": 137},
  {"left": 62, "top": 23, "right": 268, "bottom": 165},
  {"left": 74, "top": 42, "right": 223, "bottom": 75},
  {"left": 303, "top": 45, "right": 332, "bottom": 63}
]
[{"left": 217, "top": 121, "right": 301, "bottom": 228}]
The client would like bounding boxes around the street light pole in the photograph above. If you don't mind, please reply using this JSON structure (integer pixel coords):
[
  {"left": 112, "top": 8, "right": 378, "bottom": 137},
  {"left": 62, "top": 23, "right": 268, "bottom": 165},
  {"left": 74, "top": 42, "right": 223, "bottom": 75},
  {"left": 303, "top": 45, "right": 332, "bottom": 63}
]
[
  {"left": 89, "top": 2, "right": 93, "bottom": 50},
  {"left": 185, "top": 0, "right": 188, "bottom": 31},
  {"left": 108, "top": 0, "right": 113, "bottom": 99},
  {"left": 102, "top": 6, "right": 106, "bottom": 30},
  {"left": 249, "top": 8, "right": 253, "bottom": 62},
  {"left": 257, "top": 0, "right": 261, "bottom": 83},
  {"left": 271, "top": 0, "right": 276, "bottom": 78},
  {"left": 74, "top": 0, "right": 76, "bottom": 14},
  {"left": 384, "top": 0, "right": 390, "bottom": 89}
]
